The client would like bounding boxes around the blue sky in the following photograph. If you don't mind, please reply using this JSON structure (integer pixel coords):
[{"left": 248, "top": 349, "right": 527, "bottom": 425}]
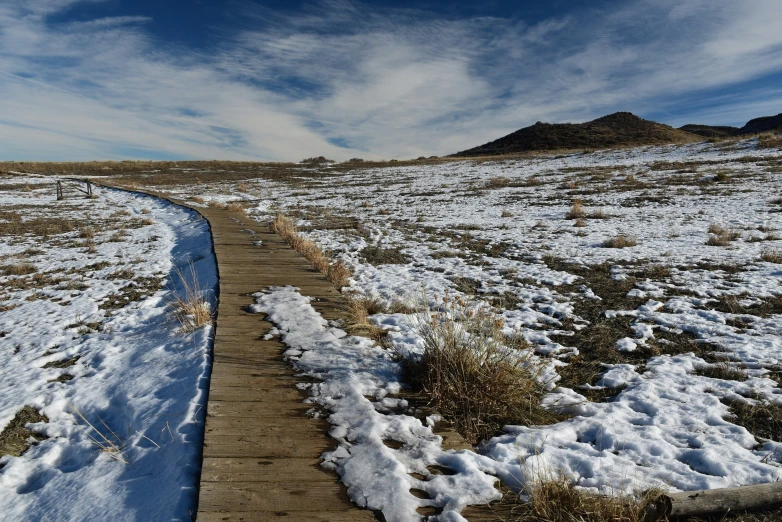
[{"left": 1, "top": 0, "right": 781, "bottom": 161}]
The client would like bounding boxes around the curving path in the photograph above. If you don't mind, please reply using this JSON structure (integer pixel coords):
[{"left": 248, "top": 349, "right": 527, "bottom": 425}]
[{"left": 101, "top": 183, "right": 499, "bottom": 521}]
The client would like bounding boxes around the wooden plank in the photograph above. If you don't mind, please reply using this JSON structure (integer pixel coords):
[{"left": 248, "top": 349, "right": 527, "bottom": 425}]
[
  {"left": 207, "top": 401, "right": 314, "bottom": 418},
  {"left": 197, "top": 482, "right": 351, "bottom": 513},
  {"left": 198, "top": 510, "right": 377, "bottom": 521},
  {"left": 200, "top": 457, "right": 331, "bottom": 483}
]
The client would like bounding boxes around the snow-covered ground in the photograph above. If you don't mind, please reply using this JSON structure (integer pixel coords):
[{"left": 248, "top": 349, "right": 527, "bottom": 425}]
[
  {"left": 0, "top": 176, "right": 217, "bottom": 521},
  {"left": 111, "top": 139, "right": 782, "bottom": 520}
]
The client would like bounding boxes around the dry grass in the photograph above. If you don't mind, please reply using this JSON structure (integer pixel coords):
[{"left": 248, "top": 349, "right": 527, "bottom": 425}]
[
  {"left": 79, "top": 227, "right": 94, "bottom": 240},
  {"left": 169, "top": 260, "right": 212, "bottom": 332},
  {"left": 601, "top": 234, "right": 637, "bottom": 248},
  {"left": 706, "top": 224, "right": 740, "bottom": 246},
  {"left": 501, "top": 210, "right": 514, "bottom": 218},
  {"left": 0, "top": 263, "right": 37, "bottom": 276},
  {"left": 272, "top": 213, "right": 352, "bottom": 288},
  {"left": 486, "top": 176, "right": 511, "bottom": 189},
  {"left": 190, "top": 196, "right": 205, "bottom": 204},
  {"left": 361, "top": 246, "right": 410, "bottom": 265},
  {"left": 573, "top": 218, "right": 586, "bottom": 227},
  {"left": 225, "top": 201, "right": 245, "bottom": 214},
  {"left": 499, "top": 475, "right": 665, "bottom": 522},
  {"left": 343, "top": 297, "right": 386, "bottom": 340},
  {"left": 68, "top": 403, "right": 128, "bottom": 464},
  {"left": 565, "top": 199, "right": 585, "bottom": 219},
  {"left": 0, "top": 216, "right": 76, "bottom": 237},
  {"left": 493, "top": 473, "right": 664, "bottom": 522},
  {"left": 403, "top": 294, "right": 560, "bottom": 443},
  {"left": 0, "top": 406, "right": 48, "bottom": 459},
  {"left": 760, "top": 249, "right": 782, "bottom": 263}
]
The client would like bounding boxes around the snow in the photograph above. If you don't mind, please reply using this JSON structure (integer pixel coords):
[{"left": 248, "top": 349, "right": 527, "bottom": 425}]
[
  {"left": 0, "top": 177, "right": 217, "bottom": 521},
  {"left": 99, "top": 139, "right": 782, "bottom": 516},
  {"left": 250, "top": 287, "right": 501, "bottom": 522}
]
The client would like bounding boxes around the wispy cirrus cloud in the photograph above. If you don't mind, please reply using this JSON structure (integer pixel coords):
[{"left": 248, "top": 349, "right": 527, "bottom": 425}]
[{"left": 0, "top": 0, "right": 780, "bottom": 161}]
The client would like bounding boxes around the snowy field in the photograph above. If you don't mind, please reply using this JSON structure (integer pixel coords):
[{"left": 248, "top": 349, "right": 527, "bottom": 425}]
[
  {"left": 0, "top": 176, "right": 216, "bottom": 521},
  {"left": 144, "top": 139, "right": 782, "bottom": 519}
]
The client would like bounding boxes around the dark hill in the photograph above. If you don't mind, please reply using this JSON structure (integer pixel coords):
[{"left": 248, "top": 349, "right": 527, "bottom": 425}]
[
  {"left": 679, "top": 124, "right": 739, "bottom": 138},
  {"left": 738, "top": 113, "right": 782, "bottom": 134},
  {"left": 453, "top": 112, "right": 701, "bottom": 157}
]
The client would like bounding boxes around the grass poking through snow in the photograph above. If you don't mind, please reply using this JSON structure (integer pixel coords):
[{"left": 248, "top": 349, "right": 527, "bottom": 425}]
[{"left": 403, "top": 293, "right": 561, "bottom": 444}]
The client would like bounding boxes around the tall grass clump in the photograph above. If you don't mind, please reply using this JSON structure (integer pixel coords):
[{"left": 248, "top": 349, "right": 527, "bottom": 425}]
[
  {"left": 272, "top": 213, "right": 352, "bottom": 288},
  {"left": 403, "top": 294, "right": 560, "bottom": 443},
  {"left": 565, "top": 199, "right": 585, "bottom": 219},
  {"left": 169, "top": 259, "right": 212, "bottom": 332},
  {"left": 706, "top": 223, "right": 740, "bottom": 246},
  {"left": 507, "top": 474, "right": 665, "bottom": 522}
]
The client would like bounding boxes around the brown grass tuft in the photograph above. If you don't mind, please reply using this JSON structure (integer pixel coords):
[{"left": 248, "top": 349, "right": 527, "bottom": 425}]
[
  {"left": 760, "top": 249, "right": 782, "bottom": 263},
  {"left": 602, "top": 234, "right": 637, "bottom": 248},
  {"left": 565, "top": 199, "right": 585, "bottom": 219},
  {"left": 225, "top": 201, "right": 245, "bottom": 214},
  {"left": 403, "top": 294, "right": 560, "bottom": 443},
  {"left": 706, "top": 225, "right": 740, "bottom": 246},
  {"left": 506, "top": 475, "right": 665, "bottom": 522},
  {"left": 169, "top": 259, "right": 212, "bottom": 332},
  {"left": 343, "top": 297, "right": 386, "bottom": 339},
  {"left": 1, "top": 263, "right": 37, "bottom": 276}
]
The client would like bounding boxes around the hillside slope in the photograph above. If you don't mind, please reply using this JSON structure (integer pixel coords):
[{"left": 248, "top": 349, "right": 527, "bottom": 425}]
[
  {"left": 739, "top": 112, "right": 782, "bottom": 134},
  {"left": 453, "top": 112, "right": 701, "bottom": 157}
]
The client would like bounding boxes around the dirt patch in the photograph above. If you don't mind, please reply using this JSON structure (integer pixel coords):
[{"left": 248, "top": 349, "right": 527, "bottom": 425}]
[
  {"left": 0, "top": 406, "right": 49, "bottom": 462},
  {"left": 99, "top": 275, "right": 164, "bottom": 311},
  {"left": 722, "top": 398, "right": 782, "bottom": 443},
  {"left": 360, "top": 246, "right": 410, "bottom": 265}
]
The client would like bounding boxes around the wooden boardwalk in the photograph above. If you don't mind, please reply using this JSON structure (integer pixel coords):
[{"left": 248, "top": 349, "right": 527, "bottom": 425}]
[
  {"left": 100, "top": 182, "right": 500, "bottom": 521},
  {"left": 190, "top": 204, "right": 376, "bottom": 521}
]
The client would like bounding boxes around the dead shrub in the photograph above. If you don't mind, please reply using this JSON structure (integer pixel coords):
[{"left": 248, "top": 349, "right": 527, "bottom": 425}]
[
  {"left": 403, "top": 294, "right": 560, "bottom": 443},
  {"left": 565, "top": 199, "right": 585, "bottom": 219},
  {"left": 601, "top": 234, "right": 637, "bottom": 248},
  {"left": 501, "top": 210, "right": 514, "bottom": 218}
]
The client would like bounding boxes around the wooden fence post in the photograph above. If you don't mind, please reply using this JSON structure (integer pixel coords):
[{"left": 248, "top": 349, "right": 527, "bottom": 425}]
[
  {"left": 56, "top": 180, "right": 63, "bottom": 200},
  {"left": 86, "top": 180, "right": 92, "bottom": 197}
]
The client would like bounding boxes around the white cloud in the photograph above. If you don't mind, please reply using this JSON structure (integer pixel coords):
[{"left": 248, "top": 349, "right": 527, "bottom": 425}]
[{"left": 0, "top": 0, "right": 781, "bottom": 161}]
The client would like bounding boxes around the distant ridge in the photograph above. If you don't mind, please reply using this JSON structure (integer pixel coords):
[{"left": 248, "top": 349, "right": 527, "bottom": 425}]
[
  {"left": 452, "top": 112, "right": 700, "bottom": 157},
  {"left": 679, "top": 124, "right": 739, "bottom": 138},
  {"left": 739, "top": 113, "right": 782, "bottom": 134},
  {"left": 680, "top": 112, "right": 782, "bottom": 138}
]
